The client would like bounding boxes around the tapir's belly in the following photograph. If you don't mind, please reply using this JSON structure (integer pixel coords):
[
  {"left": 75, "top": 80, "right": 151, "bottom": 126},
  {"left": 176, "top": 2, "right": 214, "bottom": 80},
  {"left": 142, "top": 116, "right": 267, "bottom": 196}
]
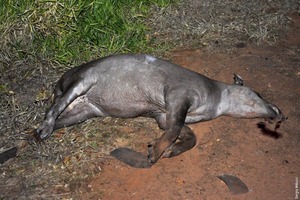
[
  {"left": 63, "top": 91, "right": 214, "bottom": 127},
  {"left": 83, "top": 81, "right": 166, "bottom": 118}
]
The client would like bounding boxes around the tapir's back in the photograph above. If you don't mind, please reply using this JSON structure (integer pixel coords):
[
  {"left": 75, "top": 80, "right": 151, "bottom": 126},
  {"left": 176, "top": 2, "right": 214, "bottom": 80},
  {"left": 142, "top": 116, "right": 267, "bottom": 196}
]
[
  {"left": 59, "top": 54, "right": 212, "bottom": 90},
  {"left": 87, "top": 54, "right": 212, "bottom": 95},
  {"left": 90, "top": 54, "right": 211, "bottom": 87}
]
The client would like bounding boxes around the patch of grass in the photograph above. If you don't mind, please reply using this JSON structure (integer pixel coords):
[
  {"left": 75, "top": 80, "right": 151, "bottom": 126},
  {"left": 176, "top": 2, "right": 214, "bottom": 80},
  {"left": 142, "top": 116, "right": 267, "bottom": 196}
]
[{"left": 0, "top": 0, "right": 173, "bottom": 65}]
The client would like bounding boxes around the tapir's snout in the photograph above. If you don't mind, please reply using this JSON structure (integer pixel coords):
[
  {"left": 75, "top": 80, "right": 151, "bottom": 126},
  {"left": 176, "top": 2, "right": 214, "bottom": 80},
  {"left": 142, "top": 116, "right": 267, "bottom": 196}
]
[{"left": 267, "top": 103, "right": 286, "bottom": 123}]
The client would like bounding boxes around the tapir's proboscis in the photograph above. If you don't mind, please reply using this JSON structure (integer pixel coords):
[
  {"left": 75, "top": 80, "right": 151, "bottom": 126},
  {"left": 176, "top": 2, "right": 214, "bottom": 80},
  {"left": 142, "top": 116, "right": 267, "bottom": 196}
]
[{"left": 35, "top": 54, "right": 286, "bottom": 168}]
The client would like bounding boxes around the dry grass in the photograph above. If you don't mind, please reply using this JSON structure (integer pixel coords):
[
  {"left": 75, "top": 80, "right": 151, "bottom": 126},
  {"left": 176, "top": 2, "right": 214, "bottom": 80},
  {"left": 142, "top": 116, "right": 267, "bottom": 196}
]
[{"left": 147, "top": 0, "right": 299, "bottom": 50}]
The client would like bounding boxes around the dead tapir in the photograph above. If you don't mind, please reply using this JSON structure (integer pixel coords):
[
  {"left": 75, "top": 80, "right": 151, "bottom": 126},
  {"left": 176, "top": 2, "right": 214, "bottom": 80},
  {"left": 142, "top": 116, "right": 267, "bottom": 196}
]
[{"left": 35, "top": 54, "right": 286, "bottom": 168}]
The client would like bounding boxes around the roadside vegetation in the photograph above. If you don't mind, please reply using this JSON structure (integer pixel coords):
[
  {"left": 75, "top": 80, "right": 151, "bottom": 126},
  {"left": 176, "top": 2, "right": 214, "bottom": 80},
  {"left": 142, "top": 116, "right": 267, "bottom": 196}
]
[{"left": 0, "top": 0, "right": 173, "bottom": 66}]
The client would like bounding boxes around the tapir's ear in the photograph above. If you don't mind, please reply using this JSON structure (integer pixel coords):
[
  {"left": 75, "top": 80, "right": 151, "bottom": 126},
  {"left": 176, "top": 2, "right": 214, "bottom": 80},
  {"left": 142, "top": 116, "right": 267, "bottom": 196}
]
[{"left": 233, "top": 74, "right": 244, "bottom": 86}]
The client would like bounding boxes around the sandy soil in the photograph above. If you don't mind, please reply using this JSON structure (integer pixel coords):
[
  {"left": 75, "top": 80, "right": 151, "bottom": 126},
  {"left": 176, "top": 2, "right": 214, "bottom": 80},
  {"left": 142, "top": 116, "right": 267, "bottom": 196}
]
[{"left": 71, "top": 14, "right": 300, "bottom": 200}]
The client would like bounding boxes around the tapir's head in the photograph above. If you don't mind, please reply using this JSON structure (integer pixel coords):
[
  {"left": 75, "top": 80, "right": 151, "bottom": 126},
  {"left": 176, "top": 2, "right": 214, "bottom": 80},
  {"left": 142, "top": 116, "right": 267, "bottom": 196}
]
[{"left": 219, "top": 74, "right": 286, "bottom": 123}]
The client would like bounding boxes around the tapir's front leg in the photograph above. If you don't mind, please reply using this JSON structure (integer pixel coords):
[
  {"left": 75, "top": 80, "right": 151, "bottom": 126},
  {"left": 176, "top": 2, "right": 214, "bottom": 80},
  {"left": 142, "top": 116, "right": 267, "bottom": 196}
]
[
  {"left": 37, "top": 80, "right": 91, "bottom": 139},
  {"left": 147, "top": 89, "right": 191, "bottom": 165}
]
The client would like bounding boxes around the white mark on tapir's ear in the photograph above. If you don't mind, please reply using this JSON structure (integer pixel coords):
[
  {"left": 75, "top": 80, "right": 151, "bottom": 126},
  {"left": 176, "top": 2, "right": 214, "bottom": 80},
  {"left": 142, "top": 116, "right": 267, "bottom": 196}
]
[
  {"left": 233, "top": 74, "right": 244, "bottom": 86},
  {"left": 145, "top": 55, "right": 156, "bottom": 63}
]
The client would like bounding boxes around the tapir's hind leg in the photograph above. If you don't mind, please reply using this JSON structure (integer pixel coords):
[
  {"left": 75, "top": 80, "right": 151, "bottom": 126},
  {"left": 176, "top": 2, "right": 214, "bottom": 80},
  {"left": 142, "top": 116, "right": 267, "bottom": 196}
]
[
  {"left": 54, "top": 100, "right": 101, "bottom": 130},
  {"left": 37, "top": 80, "right": 93, "bottom": 139},
  {"left": 161, "top": 125, "right": 196, "bottom": 158}
]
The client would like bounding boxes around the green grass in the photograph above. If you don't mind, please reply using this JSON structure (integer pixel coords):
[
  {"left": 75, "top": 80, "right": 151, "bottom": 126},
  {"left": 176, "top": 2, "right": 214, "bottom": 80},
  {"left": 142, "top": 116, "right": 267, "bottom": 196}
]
[{"left": 0, "top": 0, "right": 173, "bottom": 65}]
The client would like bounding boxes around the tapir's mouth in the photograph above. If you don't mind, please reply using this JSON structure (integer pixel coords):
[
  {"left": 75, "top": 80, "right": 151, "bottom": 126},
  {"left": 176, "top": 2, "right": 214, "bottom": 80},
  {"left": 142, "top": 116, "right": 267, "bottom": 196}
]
[
  {"left": 262, "top": 103, "right": 287, "bottom": 134},
  {"left": 266, "top": 114, "right": 287, "bottom": 128},
  {"left": 263, "top": 113, "right": 287, "bottom": 133},
  {"left": 266, "top": 116, "right": 287, "bottom": 124},
  {"left": 268, "top": 118, "right": 283, "bottom": 129},
  {"left": 258, "top": 106, "right": 286, "bottom": 138}
]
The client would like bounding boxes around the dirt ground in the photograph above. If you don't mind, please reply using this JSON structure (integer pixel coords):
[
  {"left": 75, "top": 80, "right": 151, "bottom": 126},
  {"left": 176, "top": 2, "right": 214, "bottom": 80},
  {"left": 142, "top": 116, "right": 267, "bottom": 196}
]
[
  {"left": 73, "top": 14, "right": 300, "bottom": 200},
  {"left": 1, "top": 11, "right": 300, "bottom": 200}
]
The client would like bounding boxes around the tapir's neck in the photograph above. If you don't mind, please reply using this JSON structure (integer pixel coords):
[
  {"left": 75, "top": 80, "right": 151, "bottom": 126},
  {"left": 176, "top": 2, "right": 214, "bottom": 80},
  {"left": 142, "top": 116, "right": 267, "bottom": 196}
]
[{"left": 215, "top": 84, "right": 231, "bottom": 117}]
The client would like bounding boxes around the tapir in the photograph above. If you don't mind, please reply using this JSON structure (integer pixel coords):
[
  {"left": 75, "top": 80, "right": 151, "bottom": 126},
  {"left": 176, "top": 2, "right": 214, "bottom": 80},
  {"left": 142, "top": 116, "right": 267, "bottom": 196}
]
[{"left": 35, "top": 54, "right": 286, "bottom": 168}]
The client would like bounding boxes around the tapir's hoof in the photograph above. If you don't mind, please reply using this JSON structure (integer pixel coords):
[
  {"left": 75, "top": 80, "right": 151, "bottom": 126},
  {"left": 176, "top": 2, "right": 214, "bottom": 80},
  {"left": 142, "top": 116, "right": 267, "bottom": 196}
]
[
  {"left": 147, "top": 142, "right": 155, "bottom": 164},
  {"left": 32, "top": 129, "right": 43, "bottom": 142},
  {"left": 161, "top": 148, "right": 173, "bottom": 158},
  {"left": 110, "top": 147, "right": 151, "bottom": 168},
  {"left": 147, "top": 141, "right": 160, "bottom": 165}
]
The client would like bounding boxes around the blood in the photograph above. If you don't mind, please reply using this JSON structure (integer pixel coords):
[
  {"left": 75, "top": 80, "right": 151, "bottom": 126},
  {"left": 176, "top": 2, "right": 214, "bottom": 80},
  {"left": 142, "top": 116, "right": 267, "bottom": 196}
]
[{"left": 257, "top": 121, "right": 282, "bottom": 139}]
